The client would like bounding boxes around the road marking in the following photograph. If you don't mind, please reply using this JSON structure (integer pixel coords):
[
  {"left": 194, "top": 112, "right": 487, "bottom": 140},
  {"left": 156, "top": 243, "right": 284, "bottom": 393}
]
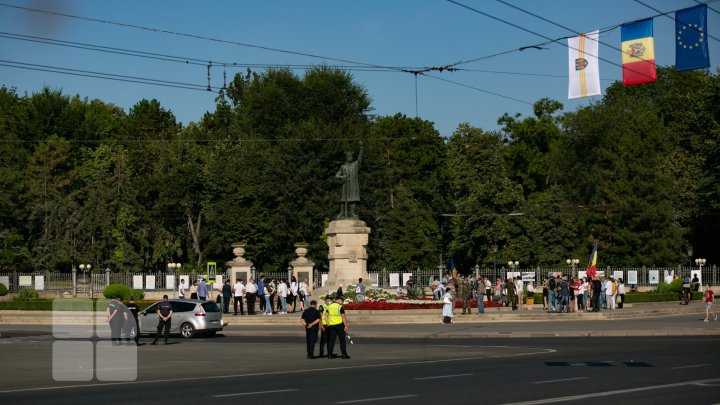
[
  {"left": 338, "top": 394, "right": 417, "bottom": 403},
  {"left": 533, "top": 377, "right": 587, "bottom": 384},
  {"left": 501, "top": 378, "right": 720, "bottom": 405},
  {"left": 414, "top": 373, "right": 473, "bottom": 380},
  {"left": 213, "top": 388, "right": 297, "bottom": 398},
  {"left": 671, "top": 363, "right": 711, "bottom": 370},
  {"left": 0, "top": 346, "right": 555, "bottom": 394}
]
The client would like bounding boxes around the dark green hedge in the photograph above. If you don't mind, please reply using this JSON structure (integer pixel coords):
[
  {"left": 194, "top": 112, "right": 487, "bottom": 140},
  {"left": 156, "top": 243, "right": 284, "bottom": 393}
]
[{"left": 0, "top": 282, "right": 8, "bottom": 296}]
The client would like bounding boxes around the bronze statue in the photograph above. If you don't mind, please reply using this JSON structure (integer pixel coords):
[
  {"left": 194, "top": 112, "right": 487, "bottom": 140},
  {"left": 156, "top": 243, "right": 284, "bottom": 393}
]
[{"left": 336, "top": 141, "right": 363, "bottom": 219}]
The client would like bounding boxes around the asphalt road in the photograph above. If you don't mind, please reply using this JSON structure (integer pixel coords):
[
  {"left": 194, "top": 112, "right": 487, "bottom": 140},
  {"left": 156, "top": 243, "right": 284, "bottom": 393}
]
[{"left": 1, "top": 332, "right": 719, "bottom": 404}]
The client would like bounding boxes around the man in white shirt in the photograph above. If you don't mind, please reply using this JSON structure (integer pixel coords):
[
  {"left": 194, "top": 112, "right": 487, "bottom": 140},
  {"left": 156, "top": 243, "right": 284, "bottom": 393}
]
[
  {"left": 233, "top": 279, "right": 246, "bottom": 315},
  {"left": 604, "top": 278, "right": 614, "bottom": 310},
  {"left": 245, "top": 279, "right": 257, "bottom": 315},
  {"left": 515, "top": 277, "right": 524, "bottom": 310},
  {"left": 277, "top": 280, "right": 288, "bottom": 314}
]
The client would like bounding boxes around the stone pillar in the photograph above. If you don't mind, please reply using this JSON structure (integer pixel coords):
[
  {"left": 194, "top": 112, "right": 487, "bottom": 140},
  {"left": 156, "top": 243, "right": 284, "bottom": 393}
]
[
  {"left": 325, "top": 219, "right": 371, "bottom": 294},
  {"left": 226, "top": 244, "right": 254, "bottom": 285},
  {"left": 290, "top": 244, "right": 315, "bottom": 294}
]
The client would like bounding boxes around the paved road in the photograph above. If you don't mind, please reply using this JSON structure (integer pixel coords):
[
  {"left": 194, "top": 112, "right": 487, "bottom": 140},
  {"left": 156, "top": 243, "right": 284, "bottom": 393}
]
[{"left": 1, "top": 332, "right": 719, "bottom": 404}]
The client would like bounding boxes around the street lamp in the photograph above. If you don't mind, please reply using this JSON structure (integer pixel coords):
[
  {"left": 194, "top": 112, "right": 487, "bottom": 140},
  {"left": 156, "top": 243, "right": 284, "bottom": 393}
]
[
  {"left": 492, "top": 244, "right": 498, "bottom": 280},
  {"left": 78, "top": 264, "right": 91, "bottom": 296},
  {"left": 695, "top": 258, "right": 706, "bottom": 272},
  {"left": 475, "top": 263, "right": 480, "bottom": 279},
  {"left": 167, "top": 262, "right": 181, "bottom": 274},
  {"left": 287, "top": 264, "right": 294, "bottom": 282},
  {"left": 566, "top": 258, "right": 579, "bottom": 278}
]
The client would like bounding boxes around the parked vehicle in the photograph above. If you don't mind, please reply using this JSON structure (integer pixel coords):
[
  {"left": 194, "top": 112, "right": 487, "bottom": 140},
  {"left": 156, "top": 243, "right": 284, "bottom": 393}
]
[{"left": 139, "top": 299, "right": 223, "bottom": 338}]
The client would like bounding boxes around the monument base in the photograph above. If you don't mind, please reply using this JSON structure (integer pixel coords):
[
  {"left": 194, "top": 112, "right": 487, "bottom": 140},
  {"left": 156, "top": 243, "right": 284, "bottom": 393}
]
[{"left": 323, "top": 219, "right": 371, "bottom": 297}]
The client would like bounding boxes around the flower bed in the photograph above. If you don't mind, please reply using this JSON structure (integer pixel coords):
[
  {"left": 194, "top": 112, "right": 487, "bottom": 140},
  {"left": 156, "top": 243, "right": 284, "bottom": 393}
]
[{"left": 343, "top": 299, "right": 507, "bottom": 310}]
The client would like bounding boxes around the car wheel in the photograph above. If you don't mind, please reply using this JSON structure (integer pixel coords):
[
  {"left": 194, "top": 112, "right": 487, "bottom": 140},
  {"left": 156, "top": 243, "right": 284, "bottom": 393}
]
[{"left": 180, "top": 322, "right": 195, "bottom": 338}]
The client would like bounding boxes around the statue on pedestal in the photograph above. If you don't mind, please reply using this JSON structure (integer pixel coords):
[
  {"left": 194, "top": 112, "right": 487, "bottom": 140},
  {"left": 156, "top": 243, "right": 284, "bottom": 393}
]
[{"left": 336, "top": 141, "right": 363, "bottom": 219}]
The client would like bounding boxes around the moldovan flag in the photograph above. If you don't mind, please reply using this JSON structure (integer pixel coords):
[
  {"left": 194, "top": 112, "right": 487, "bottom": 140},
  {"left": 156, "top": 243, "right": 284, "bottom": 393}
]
[
  {"left": 586, "top": 240, "right": 598, "bottom": 278},
  {"left": 568, "top": 30, "right": 601, "bottom": 99},
  {"left": 676, "top": 5, "right": 710, "bottom": 72},
  {"left": 621, "top": 18, "right": 657, "bottom": 86}
]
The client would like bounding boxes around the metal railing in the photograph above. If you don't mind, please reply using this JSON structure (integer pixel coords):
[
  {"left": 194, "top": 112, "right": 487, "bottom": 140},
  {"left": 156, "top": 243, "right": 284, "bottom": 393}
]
[{"left": 0, "top": 265, "right": 716, "bottom": 295}]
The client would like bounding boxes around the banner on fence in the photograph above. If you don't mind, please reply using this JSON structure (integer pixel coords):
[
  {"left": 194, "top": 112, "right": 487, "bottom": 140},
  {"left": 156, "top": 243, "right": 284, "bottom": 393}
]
[
  {"left": 613, "top": 271, "right": 623, "bottom": 281},
  {"left": 578, "top": 270, "right": 587, "bottom": 280},
  {"left": 179, "top": 275, "right": 190, "bottom": 290},
  {"left": 34, "top": 275, "right": 44, "bottom": 290},
  {"left": 166, "top": 275, "right": 175, "bottom": 290},
  {"left": 213, "top": 275, "right": 223, "bottom": 291},
  {"left": 133, "top": 275, "right": 143, "bottom": 289},
  {"left": 402, "top": 273, "right": 413, "bottom": 286},
  {"left": 146, "top": 275, "right": 156, "bottom": 290},
  {"left": 506, "top": 271, "right": 520, "bottom": 281},
  {"left": 0, "top": 276, "right": 8, "bottom": 289},
  {"left": 521, "top": 272, "right": 535, "bottom": 282},
  {"left": 389, "top": 273, "right": 400, "bottom": 287},
  {"left": 627, "top": 271, "right": 638, "bottom": 285},
  {"left": 648, "top": 270, "right": 659, "bottom": 284},
  {"left": 369, "top": 273, "right": 379, "bottom": 287},
  {"left": 19, "top": 275, "right": 32, "bottom": 287},
  {"left": 321, "top": 273, "right": 328, "bottom": 287}
]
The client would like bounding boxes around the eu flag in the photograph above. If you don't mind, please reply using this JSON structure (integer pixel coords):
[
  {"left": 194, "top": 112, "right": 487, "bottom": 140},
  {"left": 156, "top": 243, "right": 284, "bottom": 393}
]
[{"left": 676, "top": 5, "right": 710, "bottom": 72}]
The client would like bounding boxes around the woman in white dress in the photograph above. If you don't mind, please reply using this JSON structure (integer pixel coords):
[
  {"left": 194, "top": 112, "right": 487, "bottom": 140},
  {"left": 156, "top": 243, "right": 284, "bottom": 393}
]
[{"left": 442, "top": 288, "right": 454, "bottom": 323}]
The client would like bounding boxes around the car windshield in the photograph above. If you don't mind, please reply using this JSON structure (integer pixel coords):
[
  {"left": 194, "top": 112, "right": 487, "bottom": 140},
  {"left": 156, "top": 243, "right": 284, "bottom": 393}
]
[{"left": 201, "top": 302, "right": 220, "bottom": 313}]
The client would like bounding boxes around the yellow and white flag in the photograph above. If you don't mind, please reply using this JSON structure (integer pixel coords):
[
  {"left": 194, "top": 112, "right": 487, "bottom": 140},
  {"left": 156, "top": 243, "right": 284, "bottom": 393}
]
[{"left": 568, "top": 30, "right": 601, "bottom": 99}]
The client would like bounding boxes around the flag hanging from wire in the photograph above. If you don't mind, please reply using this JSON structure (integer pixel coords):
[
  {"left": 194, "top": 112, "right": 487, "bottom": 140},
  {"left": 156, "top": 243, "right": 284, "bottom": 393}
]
[
  {"left": 586, "top": 240, "right": 598, "bottom": 278},
  {"left": 621, "top": 18, "right": 657, "bottom": 86},
  {"left": 675, "top": 4, "right": 710, "bottom": 72},
  {"left": 568, "top": 30, "right": 601, "bottom": 99}
]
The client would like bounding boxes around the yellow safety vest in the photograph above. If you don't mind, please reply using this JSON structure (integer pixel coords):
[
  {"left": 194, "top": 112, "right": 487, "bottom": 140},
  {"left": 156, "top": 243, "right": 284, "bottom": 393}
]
[
  {"left": 327, "top": 302, "right": 343, "bottom": 326},
  {"left": 320, "top": 303, "right": 330, "bottom": 325}
]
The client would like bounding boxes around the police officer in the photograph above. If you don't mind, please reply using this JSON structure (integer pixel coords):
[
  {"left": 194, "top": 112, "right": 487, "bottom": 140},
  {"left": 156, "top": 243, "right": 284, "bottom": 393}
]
[
  {"left": 106, "top": 296, "right": 123, "bottom": 346},
  {"left": 300, "top": 300, "right": 322, "bottom": 359},
  {"left": 324, "top": 296, "right": 350, "bottom": 359},
  {"left": 151, "top": 295, "right": 173, "bottom": 345},
  {"left": 318, "top": 296, "right": 332, "bottom": 358},
  {"left": 125, "top": 298, "right": 140, "bottom": 345}
]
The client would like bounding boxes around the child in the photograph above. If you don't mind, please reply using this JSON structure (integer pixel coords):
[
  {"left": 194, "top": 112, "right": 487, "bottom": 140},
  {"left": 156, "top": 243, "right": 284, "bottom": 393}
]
[{"left": 702, "top": 284, "right": 717, "bottom": 322}]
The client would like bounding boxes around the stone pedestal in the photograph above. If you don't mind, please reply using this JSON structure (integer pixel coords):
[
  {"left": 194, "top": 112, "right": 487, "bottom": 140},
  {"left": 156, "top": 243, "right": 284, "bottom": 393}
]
[
  {"left": 290, "top": 244, "right": 315, "bottom": 294},
  {"left": 226, "top": 244, "right": 254, "bottom": 284},
  {"left": 325, "top": 219, "right": 370, "bottom": 293}
]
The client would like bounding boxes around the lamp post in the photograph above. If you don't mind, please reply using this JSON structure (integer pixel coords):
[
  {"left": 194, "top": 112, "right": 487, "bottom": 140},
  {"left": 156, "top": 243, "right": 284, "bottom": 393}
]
[
  {"left": 168, "top": 262, "right": 181, "bottom": 274},
  {"left": 493, "top": 244, "right": 498, "bottom": 280},
  {"left": 251, "top": 265, "right": 257, "bottom": 282},
  {"left": 475, "top": 263, "right": 480, "bottom": 279},
  {"left": 287, "top": 264, "right": 294, "bottom": 283},
  {"left": 566, "top": 258, "right": 579, "bottom": 279},
  {"left": 507, "top": 261, "right": 519, "bottom": 280},
  {"left": 695, "top": 258, "right": 706, "bottom": 273},
  {"left": 79, "top": 264, "right": 91, "bottom": 296}
]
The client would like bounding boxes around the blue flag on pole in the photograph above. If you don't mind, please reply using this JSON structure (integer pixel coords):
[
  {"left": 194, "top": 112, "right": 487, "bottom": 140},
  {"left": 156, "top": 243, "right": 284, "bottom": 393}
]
[{"left": 675, "top": 5, "right": 710, "bottom": 72}]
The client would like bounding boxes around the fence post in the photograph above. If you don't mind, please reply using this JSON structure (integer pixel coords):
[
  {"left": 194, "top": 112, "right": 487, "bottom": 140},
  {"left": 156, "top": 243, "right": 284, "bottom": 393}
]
[
  {"left": 71, "top": 265, "right": 77, "bottom": 297},
  {"left": 105, "top": 267, "right": 110, "bottom": 287}
]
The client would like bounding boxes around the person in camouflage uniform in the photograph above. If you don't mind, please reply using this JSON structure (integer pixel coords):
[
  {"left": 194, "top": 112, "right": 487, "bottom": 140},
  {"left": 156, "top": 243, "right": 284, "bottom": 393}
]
[
  {"left": 507, "top": 277, "right": 518, "bottom": 310},
  {"left": 459, "top": 276, "right": 473, "bottom": 314}
]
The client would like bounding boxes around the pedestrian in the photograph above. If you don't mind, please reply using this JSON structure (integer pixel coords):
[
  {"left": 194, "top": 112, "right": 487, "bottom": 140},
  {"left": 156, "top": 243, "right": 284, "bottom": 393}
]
[
  {"left": 233, "top": 278, "right": 245, "bottom": 315},
  {"left": 319, "top": 296, "right": 332, "bottom": 357},
  {"left": 106, "top": 296, "right": 123, "bottom": 346},
  {"left": 547, "top": 276, "right": 557, "bottom": 312},
  {"left": 336, "top": 284, "right": 344, "bottom": 300},
  {"left": 577, "top": 277, "right": 587, "bottom": 311},
  {"left": 151, "top": 294, "right": 173, "bottom": 345},
  {"left": 178, "top": 278, "right": 186, "bottom": 299},
  {"left": 257, "top": 276, "right": 266, "bottom": 313},
  {"left": 702, "top": 284, "right": 717, "bottom": 322},
  {"left": 289, "top": 276, "right": 299, "bottom": 313},
  {"left": 324, "top": 297, "right": 350, "bottom": 359},
  {"left": 189, "top": 281, "right": 198, "bottom": 299},
  {"left": 245, "top": 278, "right": 257, "bottom": 315},
  {"left": 507, "top": 278, "right": 517, "bottom": 311},
  {"left": 268, "top": 278, "right": 278, "bottom": 314},
  {"left": 485, "top": 277, "right": 492, "bottom": 303},
  {"left": 355, "top": 278, "right": 366, "bottom": 302},
  {"left": 617, "top": 278, "right": 625, "bottom": 309},
  {"left": 300, "top": 300, "right": 322, "bottom": 359},
  {"left": 515, "top": 276, "right": 524, "bottom": 311},
  {"left": 197, "top": 278, "right": 208, "bottom": 301},
  {"left": 125, "top": 298, "right": 140, "bottom": 345},
  {"left": 558, "top": 276, "right": 570, "bottom": 313},
  {"left": 442, "top": 287, "right": 454, "bottom": 323},
  {"left": 682, "top": 274, "right": 691, "bottom": 304},
  {"left": 459, "top": 277, "right": 471, "bottom": 315},
  {"left": 277, "top": 279, "right": 288, "bottom": 314},
  {"left": 476, "top": 276, "right": 485, "bottom": 314},
  {"left": 605, "top": 277, "right": 615, "bottom": 310},
  {"left": 262, "top": 282, "right": 273, "bottom": 315},
  {"left": 222, "top": 279, "right": 232, "bottom": 313},
  {"left": 432, "top": 279, "right": 444, "bottom": 301},
  {"left": 591, "top": 276, "right": 602, "bottom": 312},
  {"left": 298, "top": 278, "right": 308, "bottom": 311}
]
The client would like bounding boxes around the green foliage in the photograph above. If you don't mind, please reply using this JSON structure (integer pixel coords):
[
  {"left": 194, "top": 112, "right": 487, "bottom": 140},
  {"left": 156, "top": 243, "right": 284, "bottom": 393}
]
[
  {"left": 12, "top": 288, "right": 40, "bottom": 301},
  {"left": 0, "top": 282, "right": 7, "bottom": 296},
  {"left": 102, "top": 283, "right": 132, "bottom": 300},
  {"left": 623, "top": 292, "right": 701, "bottom": 303}
]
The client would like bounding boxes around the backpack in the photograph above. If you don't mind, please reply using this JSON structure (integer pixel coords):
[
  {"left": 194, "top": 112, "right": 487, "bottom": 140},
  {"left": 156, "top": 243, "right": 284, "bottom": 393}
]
[{"left": 548, "top": 277, "right": 556, "bottom": 290}]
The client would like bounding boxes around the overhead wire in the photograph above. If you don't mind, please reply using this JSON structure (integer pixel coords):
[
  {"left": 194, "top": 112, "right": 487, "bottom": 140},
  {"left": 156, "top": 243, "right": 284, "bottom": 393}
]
[
  {"left": 694, "top": 0, "right": 720, "bottom": 15},
  {"left": 633, "top": 0, "right": 720, "bottom": 42}
]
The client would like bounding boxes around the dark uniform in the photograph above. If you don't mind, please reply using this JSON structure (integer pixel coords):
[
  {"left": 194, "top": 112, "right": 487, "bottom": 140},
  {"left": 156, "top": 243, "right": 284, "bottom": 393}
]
[
  {"left": 152, "top": 298, "right": 173, "bottom": 345},
  {"left": 107, "top": 298, "right": 123, "bottom": 346},
  {"left": 125, "top": 300, "right": 140, "bottom": 345},
  {"left": 300, "top": 303, "right": 322, "bottom": 358},
  {"left": 325, "top": 299, "right": 350, "bottom": 359},
  {"left": 222, "top": 281, "right": 232, "bottom": 313}
]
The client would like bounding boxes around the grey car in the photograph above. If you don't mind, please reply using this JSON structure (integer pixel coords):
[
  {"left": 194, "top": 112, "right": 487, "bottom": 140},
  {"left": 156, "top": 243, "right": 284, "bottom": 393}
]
[{"left": 139, "top": 299, "right": 223, "bottom": 338}]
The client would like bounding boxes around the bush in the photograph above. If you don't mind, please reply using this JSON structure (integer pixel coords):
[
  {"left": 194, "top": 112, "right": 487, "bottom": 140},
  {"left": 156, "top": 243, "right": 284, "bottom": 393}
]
[
  {"left": 103, "top": 283, "right": 133, "bottom": 300},
  {"left": 130, "top": 289, "right": 145, "bottom": 300},
  {"left": 0, "top": 282, "right": 8, "bottom": 296},
  {"left": 12, "top": 288, "right": 39, "bottom": 301}
]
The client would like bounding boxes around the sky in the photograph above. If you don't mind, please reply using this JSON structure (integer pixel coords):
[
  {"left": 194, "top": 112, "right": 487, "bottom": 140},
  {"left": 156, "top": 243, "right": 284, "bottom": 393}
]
[{"left": 0, "top": 0, "right": 718, "bottom": 137}]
